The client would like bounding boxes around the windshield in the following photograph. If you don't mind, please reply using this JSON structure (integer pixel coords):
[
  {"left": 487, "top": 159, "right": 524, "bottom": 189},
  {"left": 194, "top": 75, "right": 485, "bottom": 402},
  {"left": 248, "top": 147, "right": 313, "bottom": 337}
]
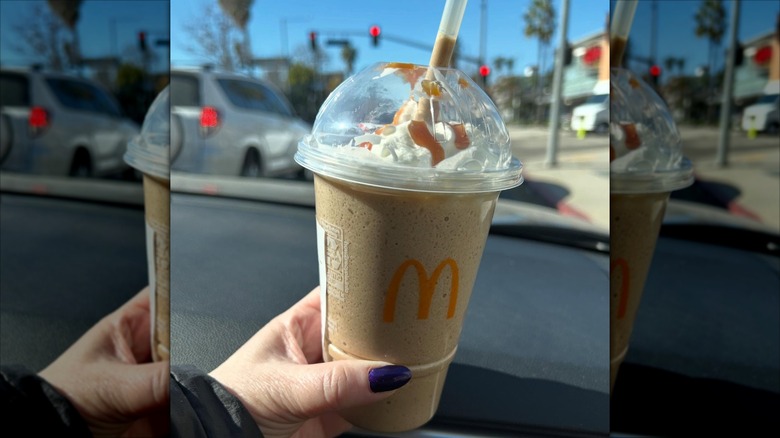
[{"left": 1, "top": 0, "right": 777, "bottom": 436}]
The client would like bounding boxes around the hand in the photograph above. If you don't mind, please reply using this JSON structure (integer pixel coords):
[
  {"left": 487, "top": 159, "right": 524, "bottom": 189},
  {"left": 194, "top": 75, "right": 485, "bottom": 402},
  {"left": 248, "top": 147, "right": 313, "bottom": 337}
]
[
  {"left": 39, "top": 287, "right": 169, "bottom": 438},
  {"left": 209, "top": 287, "right": 412, "bottom": 438}
]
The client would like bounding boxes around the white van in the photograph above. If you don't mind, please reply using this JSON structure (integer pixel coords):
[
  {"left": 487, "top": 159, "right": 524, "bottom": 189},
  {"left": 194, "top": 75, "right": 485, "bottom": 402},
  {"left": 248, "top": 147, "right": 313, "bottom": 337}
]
[
  {"left": 571, "top": 80, "right": 609, "bottom": 134},
  {"left": 741, "top": 80, "right": 779, "bottom": 134}
]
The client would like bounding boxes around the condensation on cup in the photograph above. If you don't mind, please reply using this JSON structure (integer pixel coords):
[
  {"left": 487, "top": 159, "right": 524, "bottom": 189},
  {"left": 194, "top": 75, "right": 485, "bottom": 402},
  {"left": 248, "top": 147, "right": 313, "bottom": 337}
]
[{"left": 124, "top": 87, "right": 171, "bottom": 362}]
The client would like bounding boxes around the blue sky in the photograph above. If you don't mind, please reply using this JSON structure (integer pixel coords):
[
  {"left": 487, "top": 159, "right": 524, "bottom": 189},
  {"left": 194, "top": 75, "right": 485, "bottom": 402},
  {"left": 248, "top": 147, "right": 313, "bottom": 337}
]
[
  {"left": 614, "top": 0, "right": 780, "bottom": 77},
  {"left": 1, "top": 1, "right": 776, "bottom": 79},
  {"left": 169, "top": 0, "right": 609, "bottom": 76},
  {"left": 0, "top": 1, "right": 170, "bottom": 72}
]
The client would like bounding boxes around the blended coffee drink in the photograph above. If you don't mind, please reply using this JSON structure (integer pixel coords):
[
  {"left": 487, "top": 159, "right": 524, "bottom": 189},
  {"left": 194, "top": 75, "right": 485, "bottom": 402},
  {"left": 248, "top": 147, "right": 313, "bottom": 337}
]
[
  {"left": 125, "top": 87, "right": 171, "bottom": 362},
  {"left": 296, "top": 63, "right": 522, "bottom": 432},
  {"left": 609, "top": 191, "right": 668, "bottom": 388},
  {"left": 609, "top": 69, "right": 693, "bottom": 390}
]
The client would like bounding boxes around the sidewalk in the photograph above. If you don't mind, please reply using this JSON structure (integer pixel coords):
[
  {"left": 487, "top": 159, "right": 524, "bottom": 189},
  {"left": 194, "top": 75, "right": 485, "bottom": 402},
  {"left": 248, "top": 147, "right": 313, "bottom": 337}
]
[{"left": 507, "top": 124, "right": 610, "bottom": 233}]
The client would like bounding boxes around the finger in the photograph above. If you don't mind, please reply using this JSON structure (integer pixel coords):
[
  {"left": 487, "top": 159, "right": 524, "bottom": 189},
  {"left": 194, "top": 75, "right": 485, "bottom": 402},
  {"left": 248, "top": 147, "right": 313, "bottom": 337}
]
[
  {"left": 245, "top": 287, "right": 322, "bottom": 365},
  {"left": 284, "top": 287, "right": 324, "bottom": 364},
  {"left": 117, "top": 286, "right": 152, "bottom": 314},
  {"left": 109, "top": 361, "right": 170, "bottom": 418},
  {"left": 275, "top": 361, "right": 411, "bottom": 420},
  {"left": 111, "top": 305, "right": 153, "bottom": 364},
  {"left": 104, "top": 288, "right": 153, "bottom": 364}
]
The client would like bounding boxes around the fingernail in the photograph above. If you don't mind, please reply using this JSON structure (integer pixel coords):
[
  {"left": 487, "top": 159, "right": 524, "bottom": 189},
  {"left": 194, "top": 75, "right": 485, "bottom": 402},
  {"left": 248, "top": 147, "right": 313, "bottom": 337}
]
[{"left": 368, "top": 365, "right": 412, "bottom": 393}]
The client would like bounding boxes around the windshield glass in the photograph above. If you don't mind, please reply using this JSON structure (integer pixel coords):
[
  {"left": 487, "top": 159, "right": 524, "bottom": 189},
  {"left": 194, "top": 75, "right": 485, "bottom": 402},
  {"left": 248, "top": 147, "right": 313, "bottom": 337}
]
[
  {"left": 1, "top": 0, "right": 777, "bottom": 436},
  {"left": 611, "top": 0, "right": 779, "bottom": 434}
]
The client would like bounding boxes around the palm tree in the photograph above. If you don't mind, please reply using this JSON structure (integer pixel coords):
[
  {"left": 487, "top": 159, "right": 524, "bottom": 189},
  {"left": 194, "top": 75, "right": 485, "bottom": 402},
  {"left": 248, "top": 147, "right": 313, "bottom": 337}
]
[
  {"left": 523, "top": 0, "right": 556, "bottom": 123},
  {"left": 494, "top": 56, "right": 506, "bottom": 75},
  {"left": 694, "top": 0, "right": 726, "bottom": 123},
  {"left": 218, "top": 0, "right": 255, "bottom": 68}
]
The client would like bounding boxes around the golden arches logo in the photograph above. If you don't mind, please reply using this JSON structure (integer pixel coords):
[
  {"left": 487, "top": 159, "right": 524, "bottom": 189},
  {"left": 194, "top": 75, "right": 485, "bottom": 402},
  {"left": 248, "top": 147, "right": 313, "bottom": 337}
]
[{"left": 383, "top": 258, "right": 459, "bottom": 323}]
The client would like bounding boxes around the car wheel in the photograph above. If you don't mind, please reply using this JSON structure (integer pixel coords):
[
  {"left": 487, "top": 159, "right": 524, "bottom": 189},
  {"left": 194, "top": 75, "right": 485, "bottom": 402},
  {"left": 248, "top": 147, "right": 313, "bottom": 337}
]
[
  {"left": 241, "top": 149, "right": 262, "bottom": 178},
  {"left": 0, "top": 114, "right": 12, "bottom": 164},
  {"left": 69, "top": 149, "right": 93, "bottom": 178}
]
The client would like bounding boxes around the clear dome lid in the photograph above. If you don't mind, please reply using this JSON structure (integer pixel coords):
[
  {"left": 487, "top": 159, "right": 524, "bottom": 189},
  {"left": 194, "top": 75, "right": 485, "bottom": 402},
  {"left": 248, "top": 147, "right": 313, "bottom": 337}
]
[
  {"left": 296, "top": 62, "right": 522, "bottom": 193},
  {"left": 610, "top": 68, "right": 693, "bottom": 194},
  {"left": 124, "top": 86, "right": 170, "bottom": 180}
]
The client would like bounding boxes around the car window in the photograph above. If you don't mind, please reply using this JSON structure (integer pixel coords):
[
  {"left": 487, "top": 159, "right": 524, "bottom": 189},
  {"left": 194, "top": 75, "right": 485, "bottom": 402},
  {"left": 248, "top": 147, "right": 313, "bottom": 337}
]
[
  {"left": 585, "top": 94, "right": 608, "bottom": 104},
  {"left": 45, "top": 78, "right": 121, "bottom": 117},
  {"left": 170, "top": 73, "right": 200, "bottom": 107},
  {"left": 0, "top": 73, "right": 30, "bottom": 106},
  {"left": 216, "top": 78, "right": 292, "bottom": 117},
  {"left": 756, "top": 94, "right": 779, "bottom": 104}
]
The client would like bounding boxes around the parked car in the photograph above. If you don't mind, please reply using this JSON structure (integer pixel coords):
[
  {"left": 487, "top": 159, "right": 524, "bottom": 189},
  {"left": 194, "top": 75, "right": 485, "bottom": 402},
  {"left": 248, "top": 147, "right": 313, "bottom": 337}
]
[
  {"left": 170, "top": 67, "right": 310, "bottom": 178},
  {"left": 0, "top": 67, "right": 139, "bottom": 177},
  {"left": 571, "top": 80, "right": 610, "bottom": 134},
  {"left": 741, "top": 80, "right": 779, "bottom": 134},
  {"left": 571, "top": 94, "right": 609, "bottom": 134}
]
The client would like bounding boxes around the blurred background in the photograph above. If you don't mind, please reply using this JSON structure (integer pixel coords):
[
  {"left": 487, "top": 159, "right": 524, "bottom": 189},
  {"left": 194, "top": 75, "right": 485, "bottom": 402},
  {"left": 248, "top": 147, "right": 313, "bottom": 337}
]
[{"left": 614, "top": 0, "right": 779, "bottom": 233}]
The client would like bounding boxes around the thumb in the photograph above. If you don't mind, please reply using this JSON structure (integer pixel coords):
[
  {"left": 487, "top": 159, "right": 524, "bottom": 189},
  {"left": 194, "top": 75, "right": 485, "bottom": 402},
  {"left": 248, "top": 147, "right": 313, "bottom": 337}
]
[
  {"left": 112, "top": 360, "right": 170, "bottom": 417},
  {"left": 279, "top": 361, "right": 411, "bottom": 419}
]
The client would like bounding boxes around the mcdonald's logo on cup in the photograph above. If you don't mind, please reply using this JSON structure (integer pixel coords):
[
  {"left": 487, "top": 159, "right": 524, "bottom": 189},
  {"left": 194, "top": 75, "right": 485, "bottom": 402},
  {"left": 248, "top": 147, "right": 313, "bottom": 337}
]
[{"left": 383, "top": 258, "right": 459, "bottom": 323}]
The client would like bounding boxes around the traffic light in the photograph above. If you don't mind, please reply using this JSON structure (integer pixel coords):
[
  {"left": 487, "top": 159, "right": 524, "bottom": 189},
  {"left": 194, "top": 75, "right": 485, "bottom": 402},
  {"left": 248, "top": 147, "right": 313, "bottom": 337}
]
[
  {"left": 309, "top": 31, "right": 317, "bottom": 51},
  {"left": 369, "top": 25, "right": 381, "bottom": 47},
  {"left": 649, "top": 64, "right": 661, "bottom": 86},
  {"left": 138, "top": 31, "right": 147, "bottom": 52},
  {"left": 733, "top": 42, "right": 744, "bottom": 66},
  {"left": 479, "top": 65, "right": 490, "bottom": 86},
  {"left": 563, "top": 42, "right": 573, "bottom": 66}
]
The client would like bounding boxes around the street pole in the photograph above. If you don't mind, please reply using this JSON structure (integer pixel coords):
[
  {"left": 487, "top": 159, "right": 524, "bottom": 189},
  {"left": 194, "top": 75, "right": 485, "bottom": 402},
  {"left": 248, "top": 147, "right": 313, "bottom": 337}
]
[
  {"left": 716, "top": 0, "right": 740, "bottom": 167},
  {"left": 545, "top": 0, "right": 569, "bottom": 167},
  {"left": 480, "top": 0, "right": 487, "bottom": 67}
]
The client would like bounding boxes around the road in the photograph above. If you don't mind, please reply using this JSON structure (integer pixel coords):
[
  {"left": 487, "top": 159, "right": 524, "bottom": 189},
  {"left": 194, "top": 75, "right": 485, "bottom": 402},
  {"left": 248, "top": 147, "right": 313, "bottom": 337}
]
[{"left": 676, "top": 127, "right": 780, "bottom": 232}]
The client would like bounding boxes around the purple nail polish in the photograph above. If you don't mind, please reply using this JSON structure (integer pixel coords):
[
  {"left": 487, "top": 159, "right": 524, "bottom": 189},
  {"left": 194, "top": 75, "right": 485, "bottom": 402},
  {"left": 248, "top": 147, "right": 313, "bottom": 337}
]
[{"left": 368, "top": 365, "right": 412, "bottom": 393}]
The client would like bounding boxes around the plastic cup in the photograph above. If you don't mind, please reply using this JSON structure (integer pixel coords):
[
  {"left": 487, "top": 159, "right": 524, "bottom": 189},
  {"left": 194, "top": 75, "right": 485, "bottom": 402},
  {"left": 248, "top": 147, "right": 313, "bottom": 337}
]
[
  {"left": 609, "top": 68, "right": 693, "bottom": 390},
  {"left": 124, "top": 87, "right": 171, "bottom": 362},
  {"left": 296, "top": 63, "right": 522, "bottom": 432}
]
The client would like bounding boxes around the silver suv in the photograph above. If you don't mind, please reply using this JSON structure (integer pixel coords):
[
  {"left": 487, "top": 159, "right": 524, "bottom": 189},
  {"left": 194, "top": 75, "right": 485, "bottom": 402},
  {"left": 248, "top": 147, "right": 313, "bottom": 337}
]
[
  {"left": 170, "top": 67, "right": 310, "bottom": 178},
  {"left": 0, "top": 67, "right": 140, "bottom": 177}
]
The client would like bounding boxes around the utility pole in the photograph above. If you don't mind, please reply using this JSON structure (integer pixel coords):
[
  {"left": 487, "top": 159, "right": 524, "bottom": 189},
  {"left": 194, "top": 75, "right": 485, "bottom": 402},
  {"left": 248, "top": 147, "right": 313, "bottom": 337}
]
[
  {"left": 716, "top": 0, "right": 740, "bottom": 167},
  {"left": 545, "top": 0, "right": 570, "bottom": 167},
  {"left": 479, "top": 0, "right": 487, "bottom": 67}
]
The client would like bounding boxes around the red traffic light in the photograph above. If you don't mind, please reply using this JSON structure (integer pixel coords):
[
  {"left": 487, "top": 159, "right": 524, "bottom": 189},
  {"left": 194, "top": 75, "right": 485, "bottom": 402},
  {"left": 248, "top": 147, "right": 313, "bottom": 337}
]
[
  {"left": 369, "top": 25, "right": 381, "bottom": 47},
  {"left": 138, "top": 31, "right": 147, "bottom": 51},
  {"left": 309, "top": 31, "right": 317, "bottom": 50},
  {"left": 479, "top": 65, "right": 491, "bottom": 77},
  {"left": 649, "top": 65, "right": 661, "bottom": 77}
]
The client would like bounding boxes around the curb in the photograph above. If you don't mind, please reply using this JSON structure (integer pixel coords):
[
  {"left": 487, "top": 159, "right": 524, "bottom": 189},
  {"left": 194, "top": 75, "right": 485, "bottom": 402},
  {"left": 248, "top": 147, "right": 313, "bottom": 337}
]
[
  {"left": 692, "top": 172, "right": 764, "bottom": 223},
  {"left": 523, "top": 176, "right": 594, "bottom": 223}
]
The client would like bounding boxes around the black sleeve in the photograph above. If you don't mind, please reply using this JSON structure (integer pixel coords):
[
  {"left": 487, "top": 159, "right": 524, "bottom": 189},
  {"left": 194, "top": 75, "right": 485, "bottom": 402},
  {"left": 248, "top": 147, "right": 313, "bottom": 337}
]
[
  {"left": 171, "top": 364, "right": 263, "bottom": 438},
  {"left": 0, "top": 365, "right": 93, "bottom": 437}
]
